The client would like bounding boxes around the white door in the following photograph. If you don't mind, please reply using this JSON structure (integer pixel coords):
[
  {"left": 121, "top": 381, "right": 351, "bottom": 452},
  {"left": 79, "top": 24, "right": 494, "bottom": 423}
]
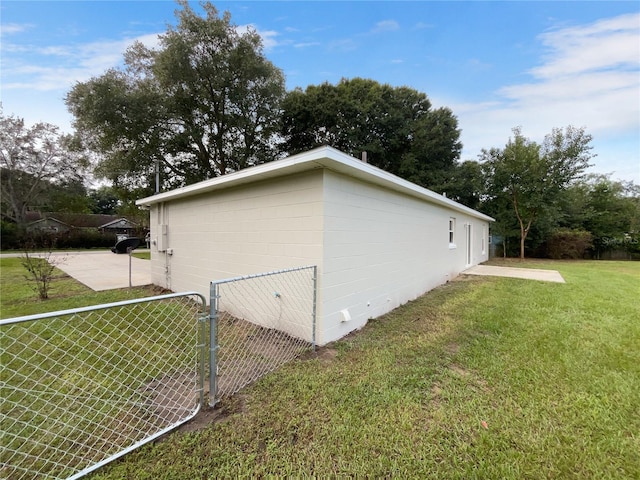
[{"left": 466, "top": 224, "right": 472, "bottom": 266}]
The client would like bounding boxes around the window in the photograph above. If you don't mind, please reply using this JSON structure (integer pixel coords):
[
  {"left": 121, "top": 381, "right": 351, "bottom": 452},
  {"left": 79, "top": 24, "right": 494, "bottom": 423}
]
[{"left": 449, "top": 217, "right": 456, "bottom": 248}]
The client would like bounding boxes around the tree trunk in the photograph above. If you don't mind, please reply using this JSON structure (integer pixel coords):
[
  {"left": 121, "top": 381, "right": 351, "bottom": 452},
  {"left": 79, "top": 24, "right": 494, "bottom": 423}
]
[{"left": 518, "top": 218, "right": 532, "bottom": 260}]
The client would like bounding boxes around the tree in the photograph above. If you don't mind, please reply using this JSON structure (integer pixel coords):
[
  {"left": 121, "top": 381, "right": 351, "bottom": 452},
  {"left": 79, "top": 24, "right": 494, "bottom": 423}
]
[
  {"left": 440, "top": 160, "right": 485, "bottom": 210},
  {"left": 482, "top": 126, "right": 594, "bottom": 259},
  {"left": 0, "top": 112, "right": 86, "bottom": 227},
  {"left": 21, "top": 248, "right": 62, "bottom": 300},
  {"left": 280, "top": 78, "right": 462, "bottom": 191},
  {"left": 560, "top": 174, "right": 640, "bottom": 258},
  {"left": 44, "top": 178, "right": 92, "bottom": 213},
  {"left": 66, "top": 0, "right": 286, "bottom": 193},
  {"left": 89, "top": 186, "right": 121, "bottom": 215}
]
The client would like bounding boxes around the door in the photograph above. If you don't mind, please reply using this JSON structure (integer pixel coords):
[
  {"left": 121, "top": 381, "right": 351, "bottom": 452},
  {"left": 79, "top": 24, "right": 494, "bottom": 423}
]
[{"left": 466, "top": 224, "right": 472, "bottom": 266}]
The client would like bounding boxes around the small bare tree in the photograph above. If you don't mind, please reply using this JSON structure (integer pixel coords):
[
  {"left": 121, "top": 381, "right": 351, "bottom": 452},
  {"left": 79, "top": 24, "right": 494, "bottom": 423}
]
[{"left": 20, "top": 240, "right": 64, "bottom": 300}]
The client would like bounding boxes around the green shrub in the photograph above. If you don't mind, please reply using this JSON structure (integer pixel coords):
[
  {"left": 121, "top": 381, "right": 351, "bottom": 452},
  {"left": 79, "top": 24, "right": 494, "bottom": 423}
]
[
  {"left": 57, "top": 230, "right": 116, "bottom": 249},
  {"left": 0, "top": 220, "right": 21, "bottom": 249},
  {"left": 546, "top": 228, "right": 593, "bottom": 259},
  {"left": 0, "top": 227, "right": 117, "bottom": 251}
]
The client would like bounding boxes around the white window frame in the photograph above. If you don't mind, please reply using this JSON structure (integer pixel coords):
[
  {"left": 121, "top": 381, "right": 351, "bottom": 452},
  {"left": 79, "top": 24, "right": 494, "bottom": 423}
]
[{"left": 448, "top": 217, "right": 456, "bottom": 248}]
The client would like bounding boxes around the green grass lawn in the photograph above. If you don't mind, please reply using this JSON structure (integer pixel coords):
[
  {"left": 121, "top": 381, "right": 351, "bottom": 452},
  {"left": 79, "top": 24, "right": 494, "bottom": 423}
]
[
  {"left": 87, "top": 260, "right": 638, "bottom": 479},
  {"left": 0, "top": 257, "right": 155, "bottom": 318},
  {"left": 2, "top": 259, "right": 638, "bottom": 479},
  {"left": 132, "top": 251, "right": 151, "bottom": 260}
]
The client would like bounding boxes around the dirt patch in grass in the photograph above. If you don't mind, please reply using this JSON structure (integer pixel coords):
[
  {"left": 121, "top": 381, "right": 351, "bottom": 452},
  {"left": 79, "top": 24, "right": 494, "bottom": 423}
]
[
  {"left": 176, "top": 406, "right": 224, "bottom": 434},
  {"left": 430, "top": 383, "right": 443, "bottom": 397},
  {"left": 140, "top": 372, "right": 200, "bottom": 427},
  {"left": 444, "top": 343, "right": 460, "bottom": 355},
  {"left": 301, "top": 345, "right": 339, "bottom": 365},
  {"left": 248, "top": 330, "right": 305, "bottom": 362},
  {"left": 176, "top": 394, "right": 248, "bottom": 434},
  {"left": 451, "top": 274, "right": 478, "bottom": 282},
  {"left": 157, "top": 346, "right": 341, "bottom": 437},
  {"left": 145, "top": 376, "right": 250, "bottom": 436},
  {"left": 448, "top": 364, "right": 491, "bottom": 393}
]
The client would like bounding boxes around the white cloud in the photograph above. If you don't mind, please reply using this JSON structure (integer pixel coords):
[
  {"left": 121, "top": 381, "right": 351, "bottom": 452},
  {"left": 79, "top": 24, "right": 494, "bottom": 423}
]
[
  {"left": 258, "top": 29, "right": 280, "bottom": 50},
  {"left": 237, "top": 24, "right": 279, "bottom": 51},
  {"left": 372, "top": 20, "right": 400, "bottom": 33},
  {"left": 294, "top": 42, "right": 321, "bottom": 49},
  {"left": 414, "top": 22, "right": 434, "bottom": 30},
  {"left": 329, "top": 38, "right": 358, "bottom": 52},
  {"left": 2, "top": 33, "right": 162, "bottom": 92},
  {"left": 0, "top": 22, "right": 33, "bottom": 36},
  {"left": 447, "top": 12, "right": 640, "bottom": 182},
  {"left": 533, "top": 13, "right": 639, "bottom": 78},
  {"left": 467, "top": 58, "right": 492, "bottom": 72}
]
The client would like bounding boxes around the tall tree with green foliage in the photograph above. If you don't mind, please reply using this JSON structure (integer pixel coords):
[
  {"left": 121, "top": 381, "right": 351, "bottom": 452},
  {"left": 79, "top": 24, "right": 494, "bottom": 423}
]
[
  {"left": 482, "top": 126, "right": 594, "bottom": 259},
  {"left": 66, "top": 0, "right": 286, "bottom": 193},
  {"left": 43, "top": 178, "right": 92, "bottom": 214},
  {"left": 440, "top": 160, "right": 485, "bottom": 210},
  {"left": 280, "top": 78, "right": 462, "bottom": 191},
  {"left": 89, "top": 186, "right": 121, "bottom": 215}
]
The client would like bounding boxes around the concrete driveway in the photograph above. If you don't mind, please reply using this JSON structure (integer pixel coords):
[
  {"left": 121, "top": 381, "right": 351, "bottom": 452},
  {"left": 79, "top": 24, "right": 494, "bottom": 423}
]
[
  {"left": 48, "top": 251, "right": 152, "bottom": 291},
  {"left": 464, "top": 264, "right": 565, "bottom": 283}
]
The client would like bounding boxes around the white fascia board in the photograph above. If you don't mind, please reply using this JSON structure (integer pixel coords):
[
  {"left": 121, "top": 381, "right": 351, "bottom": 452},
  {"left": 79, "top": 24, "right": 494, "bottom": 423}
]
[
  {"left": 318, "top": 150, "right": 495, "bottom": 222},
  {"left": 136, "top": 146, "right": 494, "bottom": 222},
  {"left": 135, "top": 146, "right": 333, "bottom": 207}
]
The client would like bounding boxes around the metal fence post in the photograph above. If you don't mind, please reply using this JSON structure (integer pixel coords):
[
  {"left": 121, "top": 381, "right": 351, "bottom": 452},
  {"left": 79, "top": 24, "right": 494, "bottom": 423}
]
[
  {"left": 198, "top": 312, "right": 208, "bottom": 409},
  {"left": 312, "top": 265, "right": 318, "bottom": 351},
  {"left": 209, "top": 282, "right": 219, "bottom": 407}
]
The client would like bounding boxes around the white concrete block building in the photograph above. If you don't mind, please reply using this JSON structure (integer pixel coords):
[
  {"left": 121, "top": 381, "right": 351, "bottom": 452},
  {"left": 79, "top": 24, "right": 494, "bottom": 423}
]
[{"left": 136, "top": 146, "right": 493, "bottom": 345}]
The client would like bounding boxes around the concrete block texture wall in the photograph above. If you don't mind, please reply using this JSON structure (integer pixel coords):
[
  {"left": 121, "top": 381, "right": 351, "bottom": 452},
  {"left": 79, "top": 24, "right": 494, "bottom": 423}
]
[
  {"left": 318, "top": 171, "right": 488, "bottom": 344},
  {"left": 148, "top": 170, "right": 325, "bottom": 297},
  {"left": 146, "top": 165, "right": 490, "bottom": 346}
]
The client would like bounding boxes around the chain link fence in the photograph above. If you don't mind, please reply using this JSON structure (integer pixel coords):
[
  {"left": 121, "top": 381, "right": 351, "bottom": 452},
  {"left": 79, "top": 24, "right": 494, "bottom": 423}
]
[
  {"left": 1, "top": 292, "right": 207, "bottom": 480},
  {"left": 2, "top": 266, "right": 318, "bottom": 478},
  {"left": 210, "top": 266, "right": 317, "bottom": 405}
]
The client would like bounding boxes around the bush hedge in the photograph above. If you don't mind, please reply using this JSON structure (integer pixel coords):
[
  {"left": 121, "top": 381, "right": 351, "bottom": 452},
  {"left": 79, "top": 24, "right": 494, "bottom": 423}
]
[
  {"left": 545, "top": 228, "right": 593, "bottom": 259},
  {"left": 1, "top": 225, "right": 124, "bottom": 251}
]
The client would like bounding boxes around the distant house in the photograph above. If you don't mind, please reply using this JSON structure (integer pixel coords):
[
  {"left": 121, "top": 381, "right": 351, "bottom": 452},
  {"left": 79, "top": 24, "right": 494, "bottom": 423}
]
[
  {"left": 137, "top": 146, "right": 494, "bottom": 346},
  {"left": 98, "top": 218, "right": 139, "bottom": 236},
  {"left": 25, "top": 217, "right": 71, "bottom": 234},
  {"left": 24, "top": 213, "right": 139, "bottom": 237}
]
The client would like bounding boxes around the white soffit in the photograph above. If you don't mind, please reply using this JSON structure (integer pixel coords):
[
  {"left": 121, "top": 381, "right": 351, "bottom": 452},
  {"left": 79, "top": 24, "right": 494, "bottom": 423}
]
[{"left": 136, "top": 146, "right": 494, "bottom": 222}]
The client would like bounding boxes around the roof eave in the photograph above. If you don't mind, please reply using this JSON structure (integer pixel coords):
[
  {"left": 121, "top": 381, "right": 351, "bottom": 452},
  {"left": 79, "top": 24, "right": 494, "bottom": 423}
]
[{"left": 136, "top": 146, "right": 494, "bottom": 222}]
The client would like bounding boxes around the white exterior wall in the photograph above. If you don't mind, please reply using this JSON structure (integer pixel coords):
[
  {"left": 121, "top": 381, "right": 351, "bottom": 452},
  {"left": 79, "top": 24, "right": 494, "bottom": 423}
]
[
  {"left": 144, "top": 162, "right": 490, "bottom": 346},
  {"left": 318, "top": 171, "right": 489, "bottom": 345},
  {"left": 148, "top": 170, "right": 324, "bottom": 301}
]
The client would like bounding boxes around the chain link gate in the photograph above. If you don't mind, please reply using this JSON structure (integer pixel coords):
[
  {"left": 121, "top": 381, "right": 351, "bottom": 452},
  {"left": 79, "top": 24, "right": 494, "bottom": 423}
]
[
  {"left": 209, "top": 266, "right": 317, "bottom": 406},
  {"left": 1, "top": 292, "right": 207, "bottom": 480}
]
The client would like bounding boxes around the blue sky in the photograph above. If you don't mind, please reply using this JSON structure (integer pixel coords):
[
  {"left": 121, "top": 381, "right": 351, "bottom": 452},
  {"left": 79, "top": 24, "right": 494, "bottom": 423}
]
[{"left": 2, "top": 1, "right": 639, "bottom": 183}]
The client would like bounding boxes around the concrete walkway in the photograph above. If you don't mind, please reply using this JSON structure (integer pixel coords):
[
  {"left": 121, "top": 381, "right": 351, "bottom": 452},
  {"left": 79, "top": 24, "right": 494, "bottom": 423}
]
[
  {"left": 47, "top": 251, "right": 152, "bottom": 291},
  {"left": 464, "top": 264, "right": 566, "bottom": 283}
]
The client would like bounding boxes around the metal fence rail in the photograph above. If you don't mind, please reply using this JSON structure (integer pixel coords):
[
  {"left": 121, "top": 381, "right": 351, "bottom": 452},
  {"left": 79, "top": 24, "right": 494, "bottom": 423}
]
[
  {"left": 1, "top": 292, "right": 207, "bottom": 480},
  {"left": 210, "top": 265, "right": 317, "bottom": 406}
]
